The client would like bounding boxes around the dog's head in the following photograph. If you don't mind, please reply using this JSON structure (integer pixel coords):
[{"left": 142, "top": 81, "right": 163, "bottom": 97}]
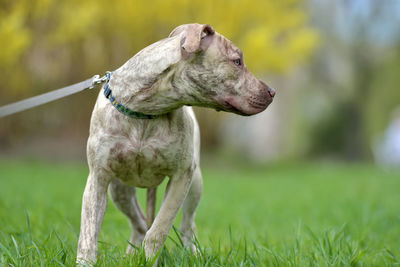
[{"left": 169, "top": 23, "right": 275, "bottom": 116}]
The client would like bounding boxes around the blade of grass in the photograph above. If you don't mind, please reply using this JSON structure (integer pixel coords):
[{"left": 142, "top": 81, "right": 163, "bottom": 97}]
[
  {"left": 172, "top": 226, "right": 184, "bottom": 248},
  {"left": 25, "top": 209, "right": 33, "bottom": 242},
  {"left": 32, "top": 240, "right": 43, "bottom": 267},
  {"left": 11, "top": 235, "right": 20, "bottom": 258}
]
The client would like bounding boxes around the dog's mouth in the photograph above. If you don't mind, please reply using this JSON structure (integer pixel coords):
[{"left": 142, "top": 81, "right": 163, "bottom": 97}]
[
  {"left": 222, "top": 100, "right": 247, "bottom": 115},
  {"left": 220, "top": 97, "right": 272, "bottom": 116}
]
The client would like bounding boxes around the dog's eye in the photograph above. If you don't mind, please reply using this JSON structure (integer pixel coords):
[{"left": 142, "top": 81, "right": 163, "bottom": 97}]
[{"left": 233, "top": 59, "right": 241, "bottom": 66}]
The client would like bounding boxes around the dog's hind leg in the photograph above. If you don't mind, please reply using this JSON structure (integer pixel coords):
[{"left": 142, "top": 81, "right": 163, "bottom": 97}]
[
  {"left": 109, "top": 179, "right": 147, "bottom": 253},
  {"left": 146, "top": 188, "right": 157, "bottom": 228},
  {"left": 180, "top": 167, "right": 203, "bottom": 252}
]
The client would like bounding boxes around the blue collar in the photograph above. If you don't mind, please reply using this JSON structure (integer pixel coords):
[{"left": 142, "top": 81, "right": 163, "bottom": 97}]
[{"left": 103, "top": 72, "right": 159, "bottom": 119}]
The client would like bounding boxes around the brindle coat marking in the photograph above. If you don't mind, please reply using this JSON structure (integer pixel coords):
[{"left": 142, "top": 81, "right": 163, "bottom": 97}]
[{"left": 77, "top": 23, "right": 275, "bottom": 264}]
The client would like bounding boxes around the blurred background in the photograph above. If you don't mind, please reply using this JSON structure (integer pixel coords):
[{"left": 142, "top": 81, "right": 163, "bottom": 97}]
[{"left": 0, "top": 0, "right": 399, "bottom": 166}]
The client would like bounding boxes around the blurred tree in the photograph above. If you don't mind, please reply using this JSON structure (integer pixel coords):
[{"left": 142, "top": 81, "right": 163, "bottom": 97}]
[
  {"left": 0, "top": 0, "right": 317, "bottom": 79},
  {"left": 0, "top": 0, "right": 317, "bottom": 155},
  {"left": 306, "top": 0, "right": 400, "bottom": 160}
]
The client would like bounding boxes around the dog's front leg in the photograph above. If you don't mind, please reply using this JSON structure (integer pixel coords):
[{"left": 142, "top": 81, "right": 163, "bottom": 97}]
[
  {"left": 144, "top": 169, "right": 194, "bottom": 259},
  {"left": 77, "top": 172, "right": 110, "bottom": 265}
]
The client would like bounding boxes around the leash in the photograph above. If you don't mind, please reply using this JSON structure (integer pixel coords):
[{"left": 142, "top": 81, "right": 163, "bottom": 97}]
[
  {"left": 0, "top": 74, "right": 107, "bottom": 118},
  {"left": 0, "top": 72, "right": 159, "bottom": 119}
]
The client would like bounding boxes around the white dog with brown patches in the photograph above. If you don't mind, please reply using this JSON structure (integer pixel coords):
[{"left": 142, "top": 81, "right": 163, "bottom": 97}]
[{"left": 77, "top": 23, "right": 275, "bottom": 264}]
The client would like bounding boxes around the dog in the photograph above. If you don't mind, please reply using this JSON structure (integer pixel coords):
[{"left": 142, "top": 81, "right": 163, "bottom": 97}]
[{"left": 77, "top": 23, "right": 275, "bottom": 264}]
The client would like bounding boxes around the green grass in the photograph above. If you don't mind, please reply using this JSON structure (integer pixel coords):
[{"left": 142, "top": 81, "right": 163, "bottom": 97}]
[{"left": 0, "top": 158, "right": 399, "bottom": 266}]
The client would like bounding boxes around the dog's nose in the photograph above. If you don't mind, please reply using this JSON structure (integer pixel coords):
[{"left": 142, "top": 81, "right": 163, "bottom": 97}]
[
  {"left": 260, "top": 80, "right": 275, "bottom": 98},
  {"left": 268, "top": 87, "right": 276, "bottom": 98}
]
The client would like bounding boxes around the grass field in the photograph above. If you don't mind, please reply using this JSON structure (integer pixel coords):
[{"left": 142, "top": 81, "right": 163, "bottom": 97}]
[{"left": 0, "top": 158, "right": 399, "bottom": 266}]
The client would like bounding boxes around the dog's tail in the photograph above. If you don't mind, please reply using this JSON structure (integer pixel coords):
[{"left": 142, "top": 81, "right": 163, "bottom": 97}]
[{"left": 146, "top": 188, "right": 157, "bottom": 228}]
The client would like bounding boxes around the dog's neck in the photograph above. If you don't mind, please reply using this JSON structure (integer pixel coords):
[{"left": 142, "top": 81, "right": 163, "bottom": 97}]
[
  {"left": 108, "top": 66, "right": 190, "bottom": 116},
  {"left": 106, "top": 36, "right": 199, "bottom": 116}
]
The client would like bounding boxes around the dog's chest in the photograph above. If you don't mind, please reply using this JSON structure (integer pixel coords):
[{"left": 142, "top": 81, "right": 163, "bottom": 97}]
[
  {"left": 99, "top": 115, "right": 192, "bottom": 188},
  {"left": 106, "top": 134, "right": 178, "bottom": 188}
]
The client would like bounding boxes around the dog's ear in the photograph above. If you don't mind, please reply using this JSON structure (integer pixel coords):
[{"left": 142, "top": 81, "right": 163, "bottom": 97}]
[{"left": 169, "top": 23, "right": 215, "bottom": 53}]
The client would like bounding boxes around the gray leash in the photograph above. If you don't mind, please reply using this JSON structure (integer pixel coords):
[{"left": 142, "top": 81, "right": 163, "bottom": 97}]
[{"left": 0, "top": 74, "right": 107, "bottom": 118}]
